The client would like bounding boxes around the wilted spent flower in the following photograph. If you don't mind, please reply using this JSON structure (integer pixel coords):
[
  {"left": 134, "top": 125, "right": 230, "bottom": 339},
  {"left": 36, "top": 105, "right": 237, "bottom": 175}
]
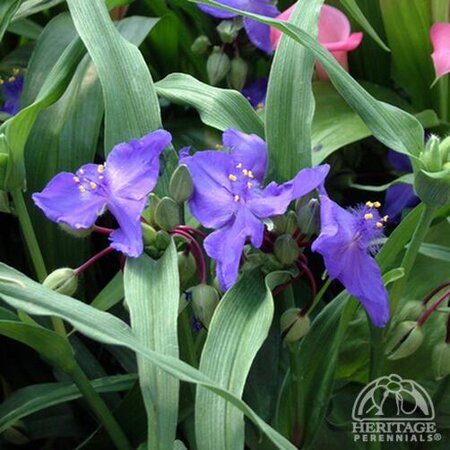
[
  {"left": 43, "top": 268, "right": 78, "bottom": 296},
  {"left": 191, "top": 35, "right": 211, "bottom": 54},
  {"left": 396, "top": 301, "right": 426, "bottom": 323},
  {"left": 385, "top": 321, "right": 424, "bottom": 360},
  {"left": 216, "top": 20, "right": 241, "bottom": 44}
]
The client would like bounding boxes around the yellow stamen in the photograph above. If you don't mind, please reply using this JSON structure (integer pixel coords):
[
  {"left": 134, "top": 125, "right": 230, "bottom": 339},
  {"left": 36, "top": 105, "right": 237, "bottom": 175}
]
[
  {"left": 229, "top": 174, "right": 237, "bottom": 181},
  {"left": 73, "top": 176, "right": 80, "bottom": 183},
  {"left": 0, "top": 79, "right": 4, "bottom": 85},
  {"left": 90, "top": 182, "right": 97, "bottom": 190},
  {"left": 12, "top": 68, "right": 20, "bottom": 76},
  {"left": 215, "top": 144, "right": 223, "bottom": 150},
  {"left": 242, "top": 169, "right": 248, "bottom": 176},
  {"left": 364, "top": 213, "right": 374, "bottom": 220},
  {"left": 373, "top": 201, "right": 381, "bottom": 208},
  {"left": 79, "top": 186, "right": 86, "bottom": 193},
  {"left": 234, "top": 195, "right": 240, "bottom": 202},
  {"left": 248, "top": 170, "right": 254, "bottom": 179},
  {"left": 247, "top": 182, "right": 253, "bottom": 189},
  {"left": 97, "top": 164, "right": 104, "bottom": 173},
  {"left": 365, "top": 201, "right": 374, "bottom": 208},
  {"left": 376, "top": 222, "right": 383, "bottom": 229},
  {"left": 383, "top": 215, "right": 389, "bottom": 223},
  {"left": 8, "top": 76, "right": 15, "bottom": 83},
  {"left": 236, "top": 163, "right": 242, "bottom": 169}
]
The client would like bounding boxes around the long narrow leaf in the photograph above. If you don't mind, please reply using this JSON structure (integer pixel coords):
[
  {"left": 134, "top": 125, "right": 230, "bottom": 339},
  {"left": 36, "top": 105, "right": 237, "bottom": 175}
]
[
  {"left": 125, "top": 245, "right": 180, "bottom": 450},
  {"left": 0, "top": 264, "right": 295, "bottom": 450}
]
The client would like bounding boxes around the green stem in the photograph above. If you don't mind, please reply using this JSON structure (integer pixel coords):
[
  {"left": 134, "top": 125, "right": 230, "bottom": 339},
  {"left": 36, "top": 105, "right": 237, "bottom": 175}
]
[
  {"left": 301, "top": 277, "right": 331, "bottom": 316},
  {"left": 69, "top": 363, "right": 132, "bottom": 450},
  {"left": 11, "top": 189, "right": 47, "bottom": 282},
  {"left": 390, "top": 204, "right": 437, "bottom": 316},
  {"left": 11, "top": 189, "right": 67, "bottom": 336}
]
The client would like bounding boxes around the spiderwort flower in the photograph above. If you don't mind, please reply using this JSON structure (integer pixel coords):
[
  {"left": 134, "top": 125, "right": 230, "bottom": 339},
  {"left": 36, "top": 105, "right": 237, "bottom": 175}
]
[
  {"left": 33, "top": 130, "right": 171, "bottom": 258},
  {"left": 312, "top": 195, "right": 389, "bottom": 327},
  {"left": 0, "top": 73, "right": 24, "bottom": 116},
  {"left": 197, "top": 0, "right": 280, "bottom": 54},
  {"left": 430, "top": 23, "right": 450, "bottom": 80},
  {"left": 270, "top": 3, "right": 363, "bottom": 79},
  {"left": 242, "top": 77, "right": 268, "bottom": 108},
  {"left": 181, "top": 129, "right": 330, "bottom": 290}
]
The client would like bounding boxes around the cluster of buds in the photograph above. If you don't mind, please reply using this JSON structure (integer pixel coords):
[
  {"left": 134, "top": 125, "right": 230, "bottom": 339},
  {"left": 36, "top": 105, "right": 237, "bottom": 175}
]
[
  {"left": 386, "top": 282, "right": 450, "bottom": 380},
  {"left": 414, "top": 135, "right": 450, "bottom": 206}
]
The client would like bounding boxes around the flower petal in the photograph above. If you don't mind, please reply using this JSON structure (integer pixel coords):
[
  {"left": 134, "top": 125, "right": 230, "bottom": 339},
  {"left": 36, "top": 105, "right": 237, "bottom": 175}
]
[
  {"left": 204, "top": 208, "right": 264, "bottom": 290},
  {"left": 0, "top": 75, "right": 24, "bottom": 116},
  {"left": 32, "top": 172, "right": 106, "bottom": 229},
  {"left": 182, "top": 150, "right": 237, "bottom": 228},
  {"left": 107, "top": 197, "right": 146, "bottom": 257},
  {"left": 242, "top": 77, "right": 268, "bottom": 107},
  {"left": 247, "top": 164, "right": 329, "bottom": 218},
  {"left": 312, "top": 195, "right": 389, "bottom": 327},
  {"left": 223, "top": 128, "right": 268, "bottom": 182},
  {"left": 244, "top": 18, "right": 274, "bottom": 54},
  {"left": 105, "top": 130, "right": 171, "bottom": 200},
  {"left": 431, "top": 23, "right": 450, "bottom": 80}
]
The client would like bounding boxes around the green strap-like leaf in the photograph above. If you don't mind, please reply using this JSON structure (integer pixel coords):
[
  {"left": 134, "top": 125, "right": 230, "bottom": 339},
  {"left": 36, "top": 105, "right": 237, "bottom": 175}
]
[
  {"left": 340, "top": 0, "right": 390, "bottom": 51},
  {"left": 66, "top": 0, "right": 161, "bottom": 154},
  {"left": 0, "top": 374, "right": 137, "bottom": 434},
  {"left": 194, "top": 0, "right": 425, "bottom": 159},
  {"left": 196, "top": 270, "right": 287, "bottom": 450},
  {"left": 155, "top": 73, "right": 264, "bottom": 137},
  {"left": 0, "top": 264, "right": 295, "bottom": 450},
  {"left": 0, "top": 0, "right": 22, "bottom": 42},
  {"left": 266, "top": 0, "right": 321, "bottom": 178},
  {"left": 125, "top": 244, "right": 180, "bottom": 450}
]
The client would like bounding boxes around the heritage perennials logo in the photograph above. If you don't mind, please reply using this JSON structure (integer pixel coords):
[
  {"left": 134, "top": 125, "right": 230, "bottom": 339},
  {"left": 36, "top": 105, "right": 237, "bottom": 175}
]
[{"left": 352, "top": 374, "right": 441, "bottom": 443}]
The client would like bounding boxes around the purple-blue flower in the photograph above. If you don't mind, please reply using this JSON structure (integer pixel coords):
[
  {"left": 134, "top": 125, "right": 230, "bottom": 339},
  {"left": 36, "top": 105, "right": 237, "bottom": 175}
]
[
  {"left": 181, "top": 128, "right": 330, "bottom": 290},
  {"left": 312, "top": 195, "right": 389, "bottom": 327},
  {"left": 384, "top": 151, "right": 419, "bottom": 222},
  {"left": 198, "top": 1, "right": 280, "bottom": 54},
  {"left": 33, "top": 130, "right": 171, "bottom": 257},
  {"left": 0, "top": 74, "right": 24, "bottom": 116},
  {"left": 242, "top": 77, "right": 267, "bottom": 108}
]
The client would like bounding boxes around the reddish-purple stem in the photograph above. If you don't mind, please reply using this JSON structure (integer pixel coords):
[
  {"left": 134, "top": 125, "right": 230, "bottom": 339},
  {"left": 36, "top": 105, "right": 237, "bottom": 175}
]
[
  {"left": 93, "top": 225, "right": 113, "bottom": 235},
  {"left": 422, "top": 281, "right": 450, "bottom": 305},
  {"left": 176, "top": 225, "right": 207, "bottom": 240},
  {"left": 417, "top": 290, "right": 450, "bottom": 327},
  {"left": 74, "top": 246, "right": 114, "bottom": 275}
]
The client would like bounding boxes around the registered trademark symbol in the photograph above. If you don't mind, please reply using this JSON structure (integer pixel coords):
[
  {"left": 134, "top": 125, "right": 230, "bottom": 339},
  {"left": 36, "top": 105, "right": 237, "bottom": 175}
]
[{"left": 434, "top": 433, "right": 442, "bottom": 441}]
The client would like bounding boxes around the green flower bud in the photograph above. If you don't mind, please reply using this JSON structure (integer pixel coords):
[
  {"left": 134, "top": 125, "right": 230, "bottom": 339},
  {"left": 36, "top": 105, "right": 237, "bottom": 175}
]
[
  {"left": 285, "top": 210, "right": 298, "bottom": 235},
  {"left": 154, "top": 197, "right": 181, "bottom": 230},
  {"left": 271, "top": 215, "right": 287, "bottom": 234},
  {"left": 43, "top": 268, "right": 78, "bottom": 296},
  {"left": 432, "top": 342, "right": 450, "bottom": 380},
  {"left": 228, "top": 57, "right": 248, "bottom": 91},
  {"left": 155, "top": 230, "right": 171, "bottom": 251},
  {"left": 142, "top": 223, "right": 157, "bottom": 246},
  {"left": 296, "top": 195, "right": 320, "bottom": 237},
  {"left": 0, "top": 152, "right": 8, "bottom": 189},
  {"left": 385, "top": 321, "right": 424, "bottom": 360},
  {"left": 178, "top": 251, "right": 196, "bottom": 287},
  {"left": 145, "top": 245, "right": 161, "bottom": 259},
  {"left": 280, "top": 308, "right": 310, "bottom": 343},
  {"left": 191, "top": 284, "right": 220, "bottom": 329},
  {"left": 396, "top": 301, "right": 425, "bottom": 322},
  {"left": 421, "top": 135, "right": 442, "bottom": 172},
  {"left": 274, "top": 234, "right": 300, "bottom": 266},
  {"left": 169, "top": 164, "right": 193, "bottom": 204},
  {"left": 216, "top": 20, "right": 240, "bottom": 44},
  {"left": 142, "top": 193, "right": 160, "bottom": 226},
  {"left": 207, "top": 47, "right": 231, "bottom": 85},
  {"left": 191, "top": 35, "right": 211, "bottom": 54}
]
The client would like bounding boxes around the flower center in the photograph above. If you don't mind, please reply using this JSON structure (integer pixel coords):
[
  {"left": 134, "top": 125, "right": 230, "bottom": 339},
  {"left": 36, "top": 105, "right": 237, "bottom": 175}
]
[
  {"left": 74, "top": 164, "right": 107, "bottom": 194},
  {"left": 225, "top": 162, "right": 258, "bottom": 203}
]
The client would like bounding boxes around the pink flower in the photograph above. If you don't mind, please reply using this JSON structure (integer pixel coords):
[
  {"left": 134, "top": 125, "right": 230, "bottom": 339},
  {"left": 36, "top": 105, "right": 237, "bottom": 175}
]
[
  {"left": 430, "top": 23, "right": 450, "bottom": 80},
  {"left": 270, "top": 3, "right": 363, "bottom": 79}
]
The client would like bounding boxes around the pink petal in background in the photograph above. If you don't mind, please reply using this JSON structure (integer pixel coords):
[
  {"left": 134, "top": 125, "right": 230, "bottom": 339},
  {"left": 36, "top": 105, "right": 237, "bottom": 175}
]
[
  {"left": 431, "top": 23, "right": 450, "bottom": 80},
  {"left": 270, "top": 3, "right": 363, "bottom": 79}
]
